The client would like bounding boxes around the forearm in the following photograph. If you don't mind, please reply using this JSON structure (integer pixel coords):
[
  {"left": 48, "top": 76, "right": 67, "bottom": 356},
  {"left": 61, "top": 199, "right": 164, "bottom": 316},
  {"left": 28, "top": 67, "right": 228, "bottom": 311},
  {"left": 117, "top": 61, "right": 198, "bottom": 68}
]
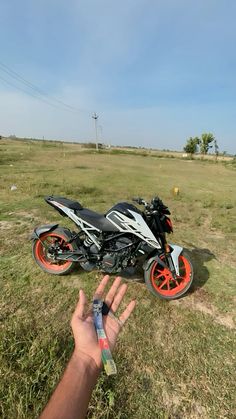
[{"left": 40, "top": 351, "right": 100, "bottom": 419}]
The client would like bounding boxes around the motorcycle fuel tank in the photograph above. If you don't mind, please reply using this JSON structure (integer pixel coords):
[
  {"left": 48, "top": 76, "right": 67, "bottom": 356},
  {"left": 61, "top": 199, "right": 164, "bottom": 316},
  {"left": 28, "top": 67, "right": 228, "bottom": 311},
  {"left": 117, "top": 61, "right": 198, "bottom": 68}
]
[{"left": 106, "top": 202, "right": 142, "bottom": 219}]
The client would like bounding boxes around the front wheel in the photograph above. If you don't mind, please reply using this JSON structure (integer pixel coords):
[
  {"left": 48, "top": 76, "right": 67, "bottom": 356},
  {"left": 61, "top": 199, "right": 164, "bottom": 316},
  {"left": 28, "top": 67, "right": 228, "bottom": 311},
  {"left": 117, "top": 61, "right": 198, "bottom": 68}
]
[
  {"left": 144, "top": 250, "right": 194, "bottom": 300},
  {"left": 32, "top": 227, "right": 77, "bottom": 275}
]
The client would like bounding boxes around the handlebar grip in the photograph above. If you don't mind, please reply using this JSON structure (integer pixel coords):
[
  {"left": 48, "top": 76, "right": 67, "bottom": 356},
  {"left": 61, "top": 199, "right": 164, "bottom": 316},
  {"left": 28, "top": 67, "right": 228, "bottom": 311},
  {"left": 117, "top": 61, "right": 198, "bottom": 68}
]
[{"left": 132, "top": 197, "right": 143, "bottom": 205}]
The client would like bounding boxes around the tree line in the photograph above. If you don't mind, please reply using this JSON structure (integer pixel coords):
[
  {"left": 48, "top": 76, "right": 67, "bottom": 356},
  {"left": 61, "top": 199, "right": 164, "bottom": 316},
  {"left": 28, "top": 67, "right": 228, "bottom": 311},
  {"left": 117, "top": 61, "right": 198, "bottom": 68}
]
[{"left": 183, "top": 133, "right": 219, "bottom": 156}]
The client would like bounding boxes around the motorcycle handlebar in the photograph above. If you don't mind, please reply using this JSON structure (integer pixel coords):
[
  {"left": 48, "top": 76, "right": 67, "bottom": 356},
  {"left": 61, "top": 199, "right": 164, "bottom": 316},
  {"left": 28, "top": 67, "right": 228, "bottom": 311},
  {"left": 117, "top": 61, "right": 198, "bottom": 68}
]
[
  {"left": 132, "top": 197, "right": 144, "bottom": 205},
  {"left": 132, "top": 196, "right": 168, "bottom": 213},
  {"left": 132, "top": 197, "right": 150, "bottom": 208}
]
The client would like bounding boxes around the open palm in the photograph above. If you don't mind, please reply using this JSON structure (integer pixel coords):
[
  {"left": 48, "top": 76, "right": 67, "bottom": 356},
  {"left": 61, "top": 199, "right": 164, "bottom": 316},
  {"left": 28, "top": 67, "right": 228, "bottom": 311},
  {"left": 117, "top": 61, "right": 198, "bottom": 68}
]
[{"left": 71, "top": 276, "right": 136, "bottom": 368}]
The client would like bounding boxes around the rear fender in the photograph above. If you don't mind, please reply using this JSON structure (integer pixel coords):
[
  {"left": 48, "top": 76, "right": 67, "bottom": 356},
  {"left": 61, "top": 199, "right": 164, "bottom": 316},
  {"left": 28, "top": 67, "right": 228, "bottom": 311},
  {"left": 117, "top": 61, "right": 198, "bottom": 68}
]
[{"left": 30, "top": 224, "right": 59, "bottom": 240}]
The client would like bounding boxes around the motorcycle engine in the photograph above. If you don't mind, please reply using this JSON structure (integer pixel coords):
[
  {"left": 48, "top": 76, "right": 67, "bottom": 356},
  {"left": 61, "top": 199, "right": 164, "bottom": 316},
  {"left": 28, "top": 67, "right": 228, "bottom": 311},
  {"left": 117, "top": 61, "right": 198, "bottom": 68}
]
[
  {"left": 101, "top": 253, "right": 117, "bottom": 272},
  {"left": 80, "top": 236, "right": 134, "bottom": 273},
  {"left": 100, "top": 236, "right": 134, "bottom": 273}
]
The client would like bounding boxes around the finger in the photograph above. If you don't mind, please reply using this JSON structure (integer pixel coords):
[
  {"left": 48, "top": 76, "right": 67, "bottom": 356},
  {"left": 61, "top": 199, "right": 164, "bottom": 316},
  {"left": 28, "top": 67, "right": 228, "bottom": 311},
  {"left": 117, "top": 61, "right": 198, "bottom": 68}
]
[
  {"left": 105, "top": 276, "right": 122, "bottom": 307},
  {"left": 85, "top": 303, "right": 93, "bottom": 317},
  {"left": 119, "top": 300, "right": 136, "bottom": 325},
  {"left": 93, "top": 275, "right": 110, "bottom": 300},
  {"left": 74, "top": 289, "right": 87, "bottom": 319},
  {"left": 110, "top": 283, "right": 128, "bottom": 313}
]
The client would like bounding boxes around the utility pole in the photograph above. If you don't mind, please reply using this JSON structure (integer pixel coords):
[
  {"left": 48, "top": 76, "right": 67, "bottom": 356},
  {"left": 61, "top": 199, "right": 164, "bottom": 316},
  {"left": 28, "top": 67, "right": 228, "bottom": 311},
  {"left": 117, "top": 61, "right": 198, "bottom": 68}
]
[
  {"left": 98, "top": 125, "right": 103, "bottom": 142},
  {"left": 92, "top": 112, "right": 99, "bottom": 151},
  {"left": 214, "top": 138, "right": 219, "bottom": 162}
]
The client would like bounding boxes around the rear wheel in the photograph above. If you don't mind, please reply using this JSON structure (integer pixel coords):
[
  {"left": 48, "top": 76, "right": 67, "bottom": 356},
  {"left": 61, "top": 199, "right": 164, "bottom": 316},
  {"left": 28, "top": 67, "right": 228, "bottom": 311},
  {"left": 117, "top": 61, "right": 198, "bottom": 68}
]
[
  {"left": 144, "top": 250, "right": 193, "bottom": 300},
  {"left": 32, "top": 228, "right": 77, "bottom": 275}
]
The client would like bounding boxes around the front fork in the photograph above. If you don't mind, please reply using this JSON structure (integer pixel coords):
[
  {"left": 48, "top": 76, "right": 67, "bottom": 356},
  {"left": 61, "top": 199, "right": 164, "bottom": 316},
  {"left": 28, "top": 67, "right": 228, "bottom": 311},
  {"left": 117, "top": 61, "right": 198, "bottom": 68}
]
[{"left": 165, "top": 244, "right": 182, "bottom": 277}]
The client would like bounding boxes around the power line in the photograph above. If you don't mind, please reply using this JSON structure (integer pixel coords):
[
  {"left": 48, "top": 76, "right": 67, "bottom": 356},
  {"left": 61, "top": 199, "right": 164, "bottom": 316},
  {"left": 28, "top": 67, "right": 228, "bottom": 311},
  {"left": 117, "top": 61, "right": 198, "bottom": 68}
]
[
  {"left": 0, "top": 60, "right": 90, "bottom": 115},
  {"left": 0, "top": 60, "right": 88, "bottom": 113},
  {"left": 0, "top": 73, "right": 77, "bottom": 113}
]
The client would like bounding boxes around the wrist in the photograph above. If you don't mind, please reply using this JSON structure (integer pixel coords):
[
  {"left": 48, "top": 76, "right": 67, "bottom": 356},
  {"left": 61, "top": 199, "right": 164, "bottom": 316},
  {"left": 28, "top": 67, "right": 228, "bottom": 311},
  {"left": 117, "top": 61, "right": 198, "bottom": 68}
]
[{"left": 72, "top": 350, "right": 101, "bottom": 376}]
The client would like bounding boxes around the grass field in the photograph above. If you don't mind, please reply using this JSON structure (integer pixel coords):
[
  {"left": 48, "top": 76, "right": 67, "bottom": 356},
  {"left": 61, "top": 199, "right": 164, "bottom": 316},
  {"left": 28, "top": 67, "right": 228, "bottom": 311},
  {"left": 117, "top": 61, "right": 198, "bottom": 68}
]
[{"left": 0, "top": 138, "right": 236, "bottom": 418}]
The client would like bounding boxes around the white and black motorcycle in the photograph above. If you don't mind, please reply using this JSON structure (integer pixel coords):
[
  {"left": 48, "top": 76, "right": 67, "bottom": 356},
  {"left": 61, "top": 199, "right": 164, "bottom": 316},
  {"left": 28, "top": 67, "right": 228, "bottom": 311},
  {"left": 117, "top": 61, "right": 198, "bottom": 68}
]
[{"left": 31, "top": 195, "right": 193, "bottom": 300}]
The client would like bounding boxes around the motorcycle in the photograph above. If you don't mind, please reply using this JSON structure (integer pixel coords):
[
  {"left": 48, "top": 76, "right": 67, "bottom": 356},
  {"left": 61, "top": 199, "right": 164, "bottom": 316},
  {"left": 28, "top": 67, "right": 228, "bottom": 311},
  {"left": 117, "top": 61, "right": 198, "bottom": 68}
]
[{"left": 31, "top": 195, "right": 193, "bottom": 300}]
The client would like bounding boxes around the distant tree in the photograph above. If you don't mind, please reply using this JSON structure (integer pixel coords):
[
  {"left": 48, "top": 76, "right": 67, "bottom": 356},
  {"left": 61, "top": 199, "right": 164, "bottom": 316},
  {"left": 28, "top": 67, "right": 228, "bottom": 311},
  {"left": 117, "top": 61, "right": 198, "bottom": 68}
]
[
  {"left": 199, "top": 133, "right": 214, "bottom": 155},
  {"left": 184, "top": 136, "right": 200, "bottom": 155}
]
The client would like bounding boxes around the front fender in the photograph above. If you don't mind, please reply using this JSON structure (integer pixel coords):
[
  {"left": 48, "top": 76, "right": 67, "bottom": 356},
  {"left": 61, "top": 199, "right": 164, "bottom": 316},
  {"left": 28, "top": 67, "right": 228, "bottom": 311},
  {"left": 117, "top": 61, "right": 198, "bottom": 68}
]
[
  {"left": 142, "top": 253, "right": 166, "bottom": 271},
  {"left": 30, "top": 223, "right": 59, "bottom": 240},
  {"left": 142, "top": 244, "right": 183, "bottom": 276},
  {"left": 169, "top": 244, "right": 183, "bottom": 276}
]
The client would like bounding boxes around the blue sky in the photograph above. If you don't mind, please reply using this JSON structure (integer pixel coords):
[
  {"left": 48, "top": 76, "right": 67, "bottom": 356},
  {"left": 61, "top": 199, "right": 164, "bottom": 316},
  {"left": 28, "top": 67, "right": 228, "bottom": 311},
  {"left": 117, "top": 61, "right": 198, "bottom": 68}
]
[{"left": 0, "top": 0, "right": 235, "bottom": 153}]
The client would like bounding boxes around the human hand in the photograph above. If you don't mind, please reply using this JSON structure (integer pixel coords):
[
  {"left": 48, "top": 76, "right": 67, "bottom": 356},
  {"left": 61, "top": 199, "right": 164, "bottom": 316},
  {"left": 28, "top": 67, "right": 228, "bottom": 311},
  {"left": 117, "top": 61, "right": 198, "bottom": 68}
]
[{"left": 71, "top": 275, "right": 136, "bottom": 369}]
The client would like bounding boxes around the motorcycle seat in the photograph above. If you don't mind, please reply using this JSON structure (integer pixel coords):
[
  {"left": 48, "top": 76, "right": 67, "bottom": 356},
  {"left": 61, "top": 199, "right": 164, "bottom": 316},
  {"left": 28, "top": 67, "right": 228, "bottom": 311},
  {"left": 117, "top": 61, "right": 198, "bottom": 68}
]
[
  {"left": 45, "top": 196, "right": 83, "bottom": 210},
  {"left": 76, "top": 208, "right": 118, "bottom": 232}
]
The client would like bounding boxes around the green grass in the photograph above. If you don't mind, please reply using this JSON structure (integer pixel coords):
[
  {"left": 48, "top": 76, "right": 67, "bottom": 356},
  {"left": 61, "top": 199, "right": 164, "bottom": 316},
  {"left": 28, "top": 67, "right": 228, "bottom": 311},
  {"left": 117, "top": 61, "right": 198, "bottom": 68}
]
[{"left": 0, "top": 139, "right": 236, "bottom": 418}]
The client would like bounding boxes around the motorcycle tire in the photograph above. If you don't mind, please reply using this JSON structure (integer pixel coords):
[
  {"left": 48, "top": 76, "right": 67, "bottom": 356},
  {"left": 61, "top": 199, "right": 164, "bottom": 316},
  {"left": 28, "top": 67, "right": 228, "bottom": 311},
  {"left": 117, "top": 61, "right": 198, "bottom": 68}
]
[
  {"left": 144, "top": 250, "right": 194, "bottom": 300},
  {"left": 32, "top": 227, "right": 77, "bottom": 275}
]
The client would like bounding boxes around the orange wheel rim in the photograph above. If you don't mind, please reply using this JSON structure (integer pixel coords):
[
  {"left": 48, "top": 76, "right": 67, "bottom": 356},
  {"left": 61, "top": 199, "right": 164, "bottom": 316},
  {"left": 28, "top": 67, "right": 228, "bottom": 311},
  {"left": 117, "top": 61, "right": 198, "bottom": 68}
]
[
  {"left": 35, "top": 233, "right": 73, "bottom": 272},
  {"left": 151, "top": 255, "right": 192, "bottom": 297}
]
